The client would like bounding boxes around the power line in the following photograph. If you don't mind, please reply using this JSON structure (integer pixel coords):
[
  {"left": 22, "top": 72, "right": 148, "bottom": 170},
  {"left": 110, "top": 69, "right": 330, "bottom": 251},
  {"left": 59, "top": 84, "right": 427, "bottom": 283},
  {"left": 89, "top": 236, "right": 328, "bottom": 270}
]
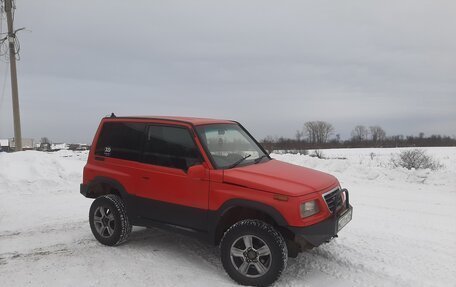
[{"left": 0, "top": 0, "right": 23, "bottom": 62}]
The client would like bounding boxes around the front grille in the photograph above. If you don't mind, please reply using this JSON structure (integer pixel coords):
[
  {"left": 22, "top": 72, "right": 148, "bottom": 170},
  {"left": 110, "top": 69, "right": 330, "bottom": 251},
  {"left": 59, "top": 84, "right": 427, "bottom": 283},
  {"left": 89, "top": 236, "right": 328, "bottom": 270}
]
[{"left": 323, "top": 188, "right": 342, "bottom": 213}]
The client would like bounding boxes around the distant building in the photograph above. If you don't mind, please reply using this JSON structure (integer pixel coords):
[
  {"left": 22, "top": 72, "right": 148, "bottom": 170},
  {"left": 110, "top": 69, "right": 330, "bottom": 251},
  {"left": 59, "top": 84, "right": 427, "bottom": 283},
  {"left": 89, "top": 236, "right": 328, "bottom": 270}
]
[
  {"left": 68, "top": 143, "right": 90, "bottom": 151},
  {"left": 9, "top": 138, "right": 35, "bottom": 150},
  {"left": 0, "top": 139, "right": 10, "bottom": 152},
  {"left": 50, "top": 143, "right": 69, "bottom": 151},
  {"left": 38, "top": 142, "right": 51, "bottom": 151},
  {"left": 77, "top": 144, "right": 90, "bottom": 151}
]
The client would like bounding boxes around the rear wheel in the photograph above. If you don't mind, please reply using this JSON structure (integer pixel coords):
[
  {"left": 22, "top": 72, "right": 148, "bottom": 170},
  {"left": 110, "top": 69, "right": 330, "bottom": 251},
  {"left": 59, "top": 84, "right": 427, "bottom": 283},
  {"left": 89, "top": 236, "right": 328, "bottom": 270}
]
[
  {"left": 220, "top": 219, "right": 288, "bottom": 286},
  {"left": 89, "top": 194, "right": 131, "bottom": 246}
]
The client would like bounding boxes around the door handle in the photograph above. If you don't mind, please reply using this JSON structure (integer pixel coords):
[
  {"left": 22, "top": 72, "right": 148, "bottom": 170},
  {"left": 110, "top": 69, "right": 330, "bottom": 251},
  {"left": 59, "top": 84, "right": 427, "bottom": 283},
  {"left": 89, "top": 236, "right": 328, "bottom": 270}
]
[{"left": 142, "top": 176, "right": 150, "bottom": 180}]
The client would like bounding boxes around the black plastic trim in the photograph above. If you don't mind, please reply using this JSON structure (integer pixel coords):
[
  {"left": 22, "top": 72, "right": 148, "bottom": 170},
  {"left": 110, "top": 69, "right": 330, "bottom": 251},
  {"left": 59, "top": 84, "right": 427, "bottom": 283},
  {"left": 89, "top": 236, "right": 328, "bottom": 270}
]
[
  {"left": 103, "top": 116, "right": 215, "bottom": 128},
  {"left": 288, "top": 205, "right": 353, "bottom": 246},
  {"left": 288, "top": 189, "right": 352, "bottom": 247},
  {"left": 88, "top": 176, "right": 129, "bottom": 197},
  {"left": 80, "top": 183, "right": 89, "bottom": 197},
  {"left": 206, "top": 198, "right": 289, "bottom": 244},
  {"left": 129, "top": 194, "right": 208, "bottom": 232}
]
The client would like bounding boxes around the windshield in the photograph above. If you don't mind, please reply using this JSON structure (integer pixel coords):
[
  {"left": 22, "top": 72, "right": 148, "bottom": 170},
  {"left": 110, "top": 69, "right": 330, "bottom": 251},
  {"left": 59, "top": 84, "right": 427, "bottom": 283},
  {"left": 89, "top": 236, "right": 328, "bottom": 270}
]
[{"left": 196, "top": 124, "right": 268, "bottom": 169}]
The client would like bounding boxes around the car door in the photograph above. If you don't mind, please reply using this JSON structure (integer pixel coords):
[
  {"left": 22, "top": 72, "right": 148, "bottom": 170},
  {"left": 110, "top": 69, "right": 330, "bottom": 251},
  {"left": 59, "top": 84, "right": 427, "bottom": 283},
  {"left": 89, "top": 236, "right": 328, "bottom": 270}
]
[{"left": 135, "top": 124, "right": 210, "bottom": 231}]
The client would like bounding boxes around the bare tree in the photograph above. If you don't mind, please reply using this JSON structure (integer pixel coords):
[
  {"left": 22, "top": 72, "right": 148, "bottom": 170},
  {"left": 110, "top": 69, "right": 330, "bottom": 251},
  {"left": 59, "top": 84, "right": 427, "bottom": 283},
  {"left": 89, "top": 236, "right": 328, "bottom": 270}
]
[
  {"left": 261, "top": 136, "right": 276, "bottom": 153},
  {"left": 369, "top": 126, "right": 386, "bottom": 142},
  {"left": 304, "top": 122, "right": 316, "bottom": 144},
  {"left": 295, "top": 130, "right": 304, "bottom": 142},
  {"left": 303, "top": 121, "right": 334, "bottom": 145},
  {"left": 351, "top": 125, "right": 369, "bottom": 141}
]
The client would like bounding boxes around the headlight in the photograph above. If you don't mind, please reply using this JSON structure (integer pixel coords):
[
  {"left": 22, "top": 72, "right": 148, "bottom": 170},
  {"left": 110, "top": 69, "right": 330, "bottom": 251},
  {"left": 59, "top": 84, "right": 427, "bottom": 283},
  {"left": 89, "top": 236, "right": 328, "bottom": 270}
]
[{"left": 300, "top": 200, "right": 320, "bottom": 218}]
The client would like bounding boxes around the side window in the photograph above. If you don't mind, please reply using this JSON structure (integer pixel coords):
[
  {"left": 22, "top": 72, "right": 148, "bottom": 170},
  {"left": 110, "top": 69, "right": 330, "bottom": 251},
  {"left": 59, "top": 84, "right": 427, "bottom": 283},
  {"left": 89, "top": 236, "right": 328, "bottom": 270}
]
[
  {"left": 95, "top": 122, "right": 145, "bottom": 161},
  {"left": 142, "top": 125, "right": 201, "bottom": 170}
]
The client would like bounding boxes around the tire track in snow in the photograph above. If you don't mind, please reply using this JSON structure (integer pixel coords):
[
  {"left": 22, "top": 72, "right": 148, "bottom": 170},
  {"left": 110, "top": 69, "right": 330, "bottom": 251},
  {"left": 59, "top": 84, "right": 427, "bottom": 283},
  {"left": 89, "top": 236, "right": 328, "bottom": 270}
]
[
  {"left": 0, "top": 246, "right": 73, "bottom": 264},
  {"left": 0, "top": 220, "right": 87, "bottom": 239}
]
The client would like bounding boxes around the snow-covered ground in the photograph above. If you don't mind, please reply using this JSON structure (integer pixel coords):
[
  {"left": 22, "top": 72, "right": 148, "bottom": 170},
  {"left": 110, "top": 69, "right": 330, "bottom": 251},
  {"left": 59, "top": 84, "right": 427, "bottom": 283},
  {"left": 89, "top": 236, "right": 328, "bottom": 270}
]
[{"left": 1, "top": 147, "right": 455, "bottom": 286}]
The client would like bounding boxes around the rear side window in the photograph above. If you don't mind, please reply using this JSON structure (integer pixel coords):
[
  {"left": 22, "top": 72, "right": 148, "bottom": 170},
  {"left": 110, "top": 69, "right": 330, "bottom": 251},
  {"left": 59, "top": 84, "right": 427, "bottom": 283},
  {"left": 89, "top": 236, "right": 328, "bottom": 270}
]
[
  {"left": 143, "top": 125, "right": 201, "bottom": 170},
  {"left": 95, "top": 122, "right": 145, "bottom": 161}
]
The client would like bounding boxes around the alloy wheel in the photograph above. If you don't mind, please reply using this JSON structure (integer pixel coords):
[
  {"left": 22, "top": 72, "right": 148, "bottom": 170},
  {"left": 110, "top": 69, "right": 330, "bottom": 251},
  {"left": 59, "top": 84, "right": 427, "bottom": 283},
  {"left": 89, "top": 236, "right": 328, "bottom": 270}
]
[
  {"left": 93, "top": 206, "right": 116, "bottom": 238},
  {"left": 230, "top": 235, "right": 272, "bottom": 278}
]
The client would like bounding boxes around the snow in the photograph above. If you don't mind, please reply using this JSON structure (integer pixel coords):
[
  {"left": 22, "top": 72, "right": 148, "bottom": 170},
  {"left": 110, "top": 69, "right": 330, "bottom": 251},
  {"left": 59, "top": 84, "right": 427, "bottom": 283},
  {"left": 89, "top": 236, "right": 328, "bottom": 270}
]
[
  {"left": 1, "top": 147, "right": 455, "bottom": 286},
  {"left": 50, "top": 143, "right": 69, "bottom": 150}
]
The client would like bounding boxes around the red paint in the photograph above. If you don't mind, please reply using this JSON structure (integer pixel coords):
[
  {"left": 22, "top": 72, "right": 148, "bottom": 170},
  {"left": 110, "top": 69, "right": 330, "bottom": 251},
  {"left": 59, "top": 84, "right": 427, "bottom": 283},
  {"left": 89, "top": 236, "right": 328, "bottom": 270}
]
[{"left": 83, "top": 116, "right": 341, "bottom": 228}]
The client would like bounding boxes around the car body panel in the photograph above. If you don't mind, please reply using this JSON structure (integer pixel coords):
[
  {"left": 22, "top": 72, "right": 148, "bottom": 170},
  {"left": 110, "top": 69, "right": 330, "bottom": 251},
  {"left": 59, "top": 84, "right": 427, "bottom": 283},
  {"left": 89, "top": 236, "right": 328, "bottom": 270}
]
[
  {"left": 222, "top": 159, "right": 339, "bottom": 196},
  {"left": 82, "top": 116, "right": 350, "bottom": 243}
]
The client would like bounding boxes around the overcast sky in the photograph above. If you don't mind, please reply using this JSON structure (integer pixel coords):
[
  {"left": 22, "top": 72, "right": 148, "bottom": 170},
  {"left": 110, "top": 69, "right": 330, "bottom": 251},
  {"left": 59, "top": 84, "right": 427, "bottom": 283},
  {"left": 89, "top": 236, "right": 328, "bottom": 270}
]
[{"left": 0, "top": 0, "right": 455, "bottom": 143}]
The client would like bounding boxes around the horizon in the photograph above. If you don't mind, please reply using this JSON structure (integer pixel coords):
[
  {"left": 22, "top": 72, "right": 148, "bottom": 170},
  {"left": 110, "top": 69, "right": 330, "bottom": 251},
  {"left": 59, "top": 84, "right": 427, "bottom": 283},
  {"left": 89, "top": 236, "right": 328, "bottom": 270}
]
[{"left": 0, "top": 125, "right": 454, "bottom": 145}]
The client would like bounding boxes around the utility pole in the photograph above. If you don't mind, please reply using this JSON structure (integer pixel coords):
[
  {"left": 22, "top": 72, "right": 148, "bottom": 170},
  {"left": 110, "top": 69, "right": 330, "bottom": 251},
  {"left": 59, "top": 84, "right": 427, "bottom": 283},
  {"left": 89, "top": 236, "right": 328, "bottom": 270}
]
[{"left": 4, "top": 0, "right": 22, "bottom": 151}]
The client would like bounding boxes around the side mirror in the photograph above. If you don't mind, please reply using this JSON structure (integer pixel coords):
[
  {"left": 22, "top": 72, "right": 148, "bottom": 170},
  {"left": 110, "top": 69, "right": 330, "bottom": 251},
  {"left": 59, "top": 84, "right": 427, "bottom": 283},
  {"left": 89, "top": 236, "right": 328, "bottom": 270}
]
[{"left": 187, "top": 164, "right": 206, "bottom": 179}]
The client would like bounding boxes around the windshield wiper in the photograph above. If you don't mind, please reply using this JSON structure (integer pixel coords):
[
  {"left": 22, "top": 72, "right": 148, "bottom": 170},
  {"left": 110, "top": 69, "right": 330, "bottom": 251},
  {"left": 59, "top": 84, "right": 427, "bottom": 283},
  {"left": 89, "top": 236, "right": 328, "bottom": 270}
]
[
  {"left": 228, "top": 154, "right": 251, "bottom": 169},
  {"left": 254, "top": 154, "right": 268, "bottom": 164}
]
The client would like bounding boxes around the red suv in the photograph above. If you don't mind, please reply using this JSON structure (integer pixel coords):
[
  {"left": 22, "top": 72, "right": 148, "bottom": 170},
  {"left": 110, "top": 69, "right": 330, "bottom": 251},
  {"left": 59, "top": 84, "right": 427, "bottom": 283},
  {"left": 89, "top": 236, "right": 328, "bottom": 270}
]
[{"left": 81, "top": 115, "right": 353, "bottom": 286}]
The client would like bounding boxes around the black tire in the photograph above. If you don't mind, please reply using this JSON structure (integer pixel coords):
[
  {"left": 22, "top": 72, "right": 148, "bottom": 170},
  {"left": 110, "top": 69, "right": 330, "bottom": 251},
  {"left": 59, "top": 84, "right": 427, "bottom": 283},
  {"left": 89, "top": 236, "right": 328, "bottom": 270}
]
[
  {"left": 89, "top": 194, "right": 132, "bottom": 246},
  {"left": 220, "top": 219, "right": 288, "bottom": 286}
]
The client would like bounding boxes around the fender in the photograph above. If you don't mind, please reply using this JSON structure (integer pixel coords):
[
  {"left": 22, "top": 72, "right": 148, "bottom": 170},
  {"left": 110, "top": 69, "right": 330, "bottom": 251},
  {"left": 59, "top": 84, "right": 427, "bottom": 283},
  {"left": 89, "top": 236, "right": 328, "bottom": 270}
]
[
  {"left": 207, "top": 198, "right": 289, "bottom": 244},
  {"left": 82, "top": 176, "right": 142, "bottom": 222},
  {"left": 85, "top": 176, "right": 130, "bottom": 198}
]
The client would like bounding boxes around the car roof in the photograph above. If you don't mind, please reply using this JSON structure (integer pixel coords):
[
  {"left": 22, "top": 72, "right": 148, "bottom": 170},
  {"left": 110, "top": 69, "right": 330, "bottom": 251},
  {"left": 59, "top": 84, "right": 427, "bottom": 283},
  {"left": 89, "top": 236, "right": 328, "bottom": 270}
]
[{"left": 105, "top": 116, "right": 236, "bottom": 126}]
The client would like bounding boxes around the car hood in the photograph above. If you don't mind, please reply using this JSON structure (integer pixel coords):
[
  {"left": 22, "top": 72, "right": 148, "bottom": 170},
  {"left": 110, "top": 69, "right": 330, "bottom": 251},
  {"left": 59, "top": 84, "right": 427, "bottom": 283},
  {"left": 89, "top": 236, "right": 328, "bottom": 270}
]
[{"left": 223, "top": 159, "right": 339, "bottom": 196}]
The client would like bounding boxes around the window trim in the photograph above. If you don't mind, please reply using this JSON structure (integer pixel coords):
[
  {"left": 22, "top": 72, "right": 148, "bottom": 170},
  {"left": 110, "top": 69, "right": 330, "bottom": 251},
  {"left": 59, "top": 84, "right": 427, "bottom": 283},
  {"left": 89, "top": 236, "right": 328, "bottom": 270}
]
[
  {"left": 94, "top": 121, "right": 147, "bottom": 162},
  {"left": 194, "top": 122, "right": 271, "bottom": 170},
  {"left": 140, "top": 123, "right": 205, "bottom": 172}
]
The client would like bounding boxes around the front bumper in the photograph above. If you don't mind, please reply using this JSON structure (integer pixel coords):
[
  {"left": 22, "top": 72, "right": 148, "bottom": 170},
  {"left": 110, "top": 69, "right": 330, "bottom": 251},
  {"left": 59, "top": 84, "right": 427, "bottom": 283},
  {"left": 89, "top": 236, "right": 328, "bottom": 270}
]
[{"left": 288, "top": 188, "right": 353, "bottom": 247}]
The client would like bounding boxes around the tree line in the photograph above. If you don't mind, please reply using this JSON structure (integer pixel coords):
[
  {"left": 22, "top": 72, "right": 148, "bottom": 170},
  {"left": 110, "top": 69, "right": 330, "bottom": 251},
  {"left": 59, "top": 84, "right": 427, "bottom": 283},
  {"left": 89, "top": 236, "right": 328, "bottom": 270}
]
[{"left": 260, "top": 121, "right": 456, "bottom": 151}]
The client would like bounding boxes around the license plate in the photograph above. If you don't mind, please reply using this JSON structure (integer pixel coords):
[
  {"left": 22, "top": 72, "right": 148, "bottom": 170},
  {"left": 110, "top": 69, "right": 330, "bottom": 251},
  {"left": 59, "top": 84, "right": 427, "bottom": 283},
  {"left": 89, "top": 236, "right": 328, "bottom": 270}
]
[{"left": 337, "top": 208, "right": 352, "bottom": 232}]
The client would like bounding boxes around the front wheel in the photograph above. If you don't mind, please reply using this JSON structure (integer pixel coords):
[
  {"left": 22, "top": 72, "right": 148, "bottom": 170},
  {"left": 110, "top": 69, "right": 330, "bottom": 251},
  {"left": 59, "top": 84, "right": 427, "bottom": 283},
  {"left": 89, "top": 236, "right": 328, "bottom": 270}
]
[
  {"left": 89, "top": 194, "right": 132, "bottom": 246},
  {"left": 220, "top": 219, "right": 288, "bottom": 286}
]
